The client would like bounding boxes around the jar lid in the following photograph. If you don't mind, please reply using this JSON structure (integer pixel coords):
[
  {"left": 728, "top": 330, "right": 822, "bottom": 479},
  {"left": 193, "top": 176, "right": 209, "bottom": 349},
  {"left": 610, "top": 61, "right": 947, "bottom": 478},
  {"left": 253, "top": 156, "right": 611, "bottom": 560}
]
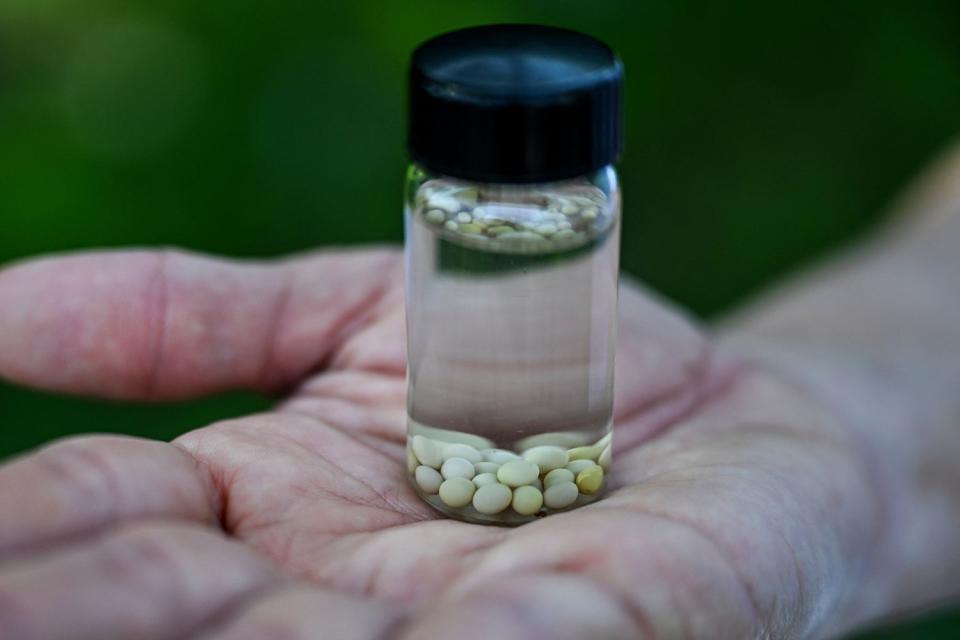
[{"left": 408, "top": 24, "right": 623, "bottom": 184}]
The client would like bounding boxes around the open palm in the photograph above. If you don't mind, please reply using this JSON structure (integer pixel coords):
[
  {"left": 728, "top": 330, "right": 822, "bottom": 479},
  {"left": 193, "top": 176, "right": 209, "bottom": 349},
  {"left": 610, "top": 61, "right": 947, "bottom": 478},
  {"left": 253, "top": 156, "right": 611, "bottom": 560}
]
[{"left": 0, "top": 248, "right": 881, "bottom": 639}]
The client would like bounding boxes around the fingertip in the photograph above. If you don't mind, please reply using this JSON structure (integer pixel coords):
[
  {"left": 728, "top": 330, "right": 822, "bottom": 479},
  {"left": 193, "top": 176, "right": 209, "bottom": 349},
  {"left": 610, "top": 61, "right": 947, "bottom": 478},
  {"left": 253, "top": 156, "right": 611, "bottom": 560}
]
[{"left": 0, "top": 433, "right": 222, "bottom": 556}]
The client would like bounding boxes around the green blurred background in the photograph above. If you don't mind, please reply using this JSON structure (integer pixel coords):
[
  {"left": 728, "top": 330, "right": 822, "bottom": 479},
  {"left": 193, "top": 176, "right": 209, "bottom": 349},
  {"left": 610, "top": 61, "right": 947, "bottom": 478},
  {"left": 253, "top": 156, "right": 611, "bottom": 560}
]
[{"left": 1, "top": 1, "right": 958, "bottom": 636}]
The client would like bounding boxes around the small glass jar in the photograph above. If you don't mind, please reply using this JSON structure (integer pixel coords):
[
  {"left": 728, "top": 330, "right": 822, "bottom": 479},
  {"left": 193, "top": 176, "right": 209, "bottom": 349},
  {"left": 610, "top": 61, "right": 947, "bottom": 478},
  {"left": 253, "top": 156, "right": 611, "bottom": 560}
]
[{"left": 404, "top": 25, "right": 623, "bottom": 524}]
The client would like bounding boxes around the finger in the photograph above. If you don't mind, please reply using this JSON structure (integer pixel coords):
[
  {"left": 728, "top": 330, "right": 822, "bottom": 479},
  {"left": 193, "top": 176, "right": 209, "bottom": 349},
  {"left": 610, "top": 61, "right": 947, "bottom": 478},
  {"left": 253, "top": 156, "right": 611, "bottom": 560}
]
[
  {"left": 0, "top": 248, "right": 400, "bottom": 400},
  {"left": 615, "top": 274, "right": 707, "bottom": 413},
  {"left": 0, "top": 521, "right": 278, "bottom": 640},
  {"left": 429, "top": 509, "right": 758, "bottom": 639},
  {"left": 294, "top": 370, "right": 406, "bottom": 408},
  {"left": 195, "top": 585, "right": 402, "bottom": 640},
  {"left": 328, "top": 290, "right": 406, "bottom": 376},
  {"left": 612, "top": 277, "right": 739, "bottom": 450},
  {"left": 596, "top": 370, "right": 878, "bottom": 637},
  {"left": 888, "top": 136, "right": 960, "bottom": 226},
  {"left": 401, "top": 573, "right": 642, "bottom": 640},
  {"left": 281, "top": 369, "right": 407, "bottom": 442},
  {"left": 0, "top": 435, "right": 218, "bottom": 558}
]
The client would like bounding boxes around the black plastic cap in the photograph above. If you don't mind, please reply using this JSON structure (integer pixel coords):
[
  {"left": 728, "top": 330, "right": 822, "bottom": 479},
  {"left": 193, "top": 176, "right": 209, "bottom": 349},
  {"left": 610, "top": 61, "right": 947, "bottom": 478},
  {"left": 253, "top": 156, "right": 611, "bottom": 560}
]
[{"left": 408, "top": 24, "right": 623, "bottom": 184}]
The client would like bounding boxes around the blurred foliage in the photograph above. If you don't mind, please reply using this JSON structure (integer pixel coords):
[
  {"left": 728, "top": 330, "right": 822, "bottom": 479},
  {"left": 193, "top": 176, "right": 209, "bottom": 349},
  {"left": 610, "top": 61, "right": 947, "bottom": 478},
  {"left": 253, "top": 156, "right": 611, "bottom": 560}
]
[{"left": 0, "top": 1, "right": 958, "bottom": 636}]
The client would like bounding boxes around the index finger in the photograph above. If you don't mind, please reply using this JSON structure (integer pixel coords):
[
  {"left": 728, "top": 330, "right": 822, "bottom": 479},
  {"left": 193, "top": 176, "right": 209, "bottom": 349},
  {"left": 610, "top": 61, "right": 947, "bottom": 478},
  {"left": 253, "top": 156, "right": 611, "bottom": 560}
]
[{"left": 0, "top": 248, "right": 401, "bottom": 401}]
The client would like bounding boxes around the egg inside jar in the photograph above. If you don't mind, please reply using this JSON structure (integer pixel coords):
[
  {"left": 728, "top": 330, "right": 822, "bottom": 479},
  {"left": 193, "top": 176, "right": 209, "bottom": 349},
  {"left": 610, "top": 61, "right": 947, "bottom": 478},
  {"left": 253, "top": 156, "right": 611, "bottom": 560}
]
[
  {"left": 407, "top": 431, "right": 612, "bottom": 524},
  {"left": 416, "top": 179, "right": 611, "bottom": 252}
]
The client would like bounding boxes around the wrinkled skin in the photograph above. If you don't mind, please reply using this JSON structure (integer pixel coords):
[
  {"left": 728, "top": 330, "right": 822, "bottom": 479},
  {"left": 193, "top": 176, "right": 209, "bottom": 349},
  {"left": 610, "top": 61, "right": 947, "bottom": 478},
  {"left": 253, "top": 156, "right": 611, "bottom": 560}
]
[{"left": 0, "top": 248, "right": 885, "bottom": 639}]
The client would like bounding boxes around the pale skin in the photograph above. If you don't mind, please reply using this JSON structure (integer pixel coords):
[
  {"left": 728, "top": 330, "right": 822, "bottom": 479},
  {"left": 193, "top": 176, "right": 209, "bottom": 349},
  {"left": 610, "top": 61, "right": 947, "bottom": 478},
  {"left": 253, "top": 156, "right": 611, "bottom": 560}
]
[{"left": 1, "top": 146, "right": 959, "bottom": 640}]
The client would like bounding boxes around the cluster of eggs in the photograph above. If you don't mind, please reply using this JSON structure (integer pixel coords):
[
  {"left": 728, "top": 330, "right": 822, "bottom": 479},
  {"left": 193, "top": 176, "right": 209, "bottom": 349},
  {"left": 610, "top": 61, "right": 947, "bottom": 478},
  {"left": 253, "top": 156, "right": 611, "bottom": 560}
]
[
  {"left": 407, "top": 433, "right": 611, "bottom": 518},
  {"left": 415, "top": 180, "right": 610, "bottom": 252}
]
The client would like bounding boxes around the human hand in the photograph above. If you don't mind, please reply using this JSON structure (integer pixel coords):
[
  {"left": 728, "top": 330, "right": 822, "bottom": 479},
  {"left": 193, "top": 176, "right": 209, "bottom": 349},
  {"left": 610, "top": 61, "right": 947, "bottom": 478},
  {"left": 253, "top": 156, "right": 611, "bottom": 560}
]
[{"left": 0, "top": 248, "right": 888, "bottom": 639}]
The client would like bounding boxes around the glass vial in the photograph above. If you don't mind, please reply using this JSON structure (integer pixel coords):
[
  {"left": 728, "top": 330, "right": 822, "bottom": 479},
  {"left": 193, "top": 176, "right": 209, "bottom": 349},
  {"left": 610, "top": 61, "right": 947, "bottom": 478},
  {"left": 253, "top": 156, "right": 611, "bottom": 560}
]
[{"left": 404, "top": 25, "right": 623, "bottom": 524}]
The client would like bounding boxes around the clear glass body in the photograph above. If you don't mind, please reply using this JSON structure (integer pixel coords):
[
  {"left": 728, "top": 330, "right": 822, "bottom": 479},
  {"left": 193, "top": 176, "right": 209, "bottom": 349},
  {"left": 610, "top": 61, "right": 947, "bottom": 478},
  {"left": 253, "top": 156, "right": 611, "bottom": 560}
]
[{"left": 404, "top": 163, "right": 620, "bottom": 524}]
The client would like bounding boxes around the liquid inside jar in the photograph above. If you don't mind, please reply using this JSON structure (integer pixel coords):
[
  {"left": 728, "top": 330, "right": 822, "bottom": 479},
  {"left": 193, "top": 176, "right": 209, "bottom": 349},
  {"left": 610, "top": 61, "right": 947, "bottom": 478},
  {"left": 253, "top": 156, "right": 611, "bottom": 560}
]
[{"left": 405, "top": 167, "right": 620, "bottom": 524}]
